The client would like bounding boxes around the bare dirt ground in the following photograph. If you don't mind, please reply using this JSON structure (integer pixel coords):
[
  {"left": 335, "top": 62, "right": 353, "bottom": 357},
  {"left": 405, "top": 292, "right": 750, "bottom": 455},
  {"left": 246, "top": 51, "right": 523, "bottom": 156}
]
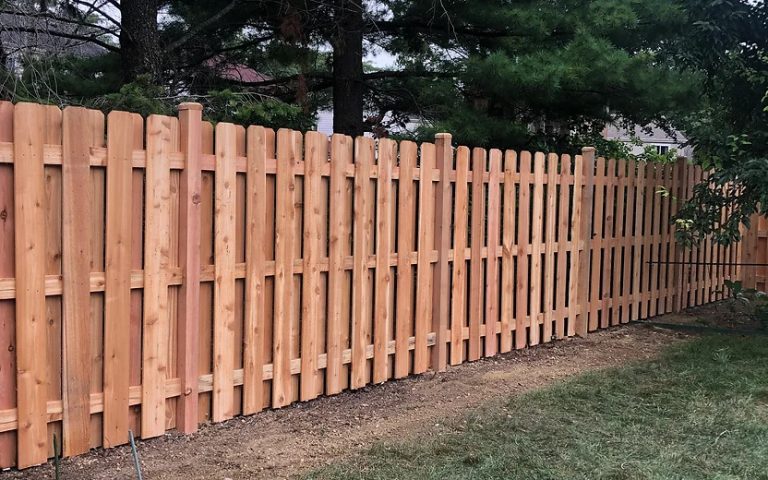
[{"left": 4, "top": 321, "right": 695, "bottom": 480}]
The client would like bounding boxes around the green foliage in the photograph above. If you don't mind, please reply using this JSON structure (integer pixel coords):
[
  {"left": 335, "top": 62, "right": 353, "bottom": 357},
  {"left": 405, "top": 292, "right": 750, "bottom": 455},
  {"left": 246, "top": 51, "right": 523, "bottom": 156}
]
[
  {"left": 720, "top": 280, "right": 768, "bottom": 331},
  {"left": 203, "top": 90, "right": 316, "bottom": 131}
]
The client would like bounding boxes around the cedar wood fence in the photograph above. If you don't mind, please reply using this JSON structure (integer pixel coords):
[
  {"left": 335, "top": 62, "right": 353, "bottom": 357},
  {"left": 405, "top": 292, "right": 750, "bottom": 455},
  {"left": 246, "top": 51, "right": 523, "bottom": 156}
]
[{"left": 0, "top": 101, "right": 758, "bottom": 469}]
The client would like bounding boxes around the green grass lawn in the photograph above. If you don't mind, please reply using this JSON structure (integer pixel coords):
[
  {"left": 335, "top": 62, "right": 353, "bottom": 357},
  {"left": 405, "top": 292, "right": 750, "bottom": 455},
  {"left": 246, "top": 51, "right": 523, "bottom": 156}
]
[{"left": 304, "top": 334, "right": 768, "bottom": 480}]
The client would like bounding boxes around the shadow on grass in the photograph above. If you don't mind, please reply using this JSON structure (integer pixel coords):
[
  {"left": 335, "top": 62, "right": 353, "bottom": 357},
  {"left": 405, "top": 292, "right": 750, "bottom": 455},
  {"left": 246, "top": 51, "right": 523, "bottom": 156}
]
[{"left": 304, "top": 334, "right": 768, "bottom": 480}]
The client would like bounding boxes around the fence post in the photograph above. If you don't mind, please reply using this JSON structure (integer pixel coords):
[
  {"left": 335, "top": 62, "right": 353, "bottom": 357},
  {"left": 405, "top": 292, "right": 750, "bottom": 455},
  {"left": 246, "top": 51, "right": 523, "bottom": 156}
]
[
  {"left": 672, "top": 157, "right": 688, "bottom": 312},
  {"left": 176, "top": 103, "right": 203, "bottom": 433},
  {"left": 432, "top": 133, "right": 452, "bottom": 372},
  {"left": 575, "top": 147, "right": 595, "bottom": 337}
]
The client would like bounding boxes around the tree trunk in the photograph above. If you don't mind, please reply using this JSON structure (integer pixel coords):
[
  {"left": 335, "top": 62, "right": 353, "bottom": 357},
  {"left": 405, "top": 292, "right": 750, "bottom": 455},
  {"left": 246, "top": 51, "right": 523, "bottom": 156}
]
[
  {"left": 331, "top": 0, "right": 365, "bottom": 137},
  {"left": 120, "top": 0, "right": 162, "bottom": 83}
]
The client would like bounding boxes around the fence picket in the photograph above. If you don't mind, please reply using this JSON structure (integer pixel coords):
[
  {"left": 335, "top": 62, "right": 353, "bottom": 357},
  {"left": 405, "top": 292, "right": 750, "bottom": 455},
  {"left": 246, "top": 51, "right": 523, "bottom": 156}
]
[
  {"left": 395, "top": 141, "right": 417, "bottom": 378},
  {"left": 450, "top": 147, "right": 470, "bottom": 365},
  {"left": 468, "top": 148, "right": 485, "bottom": 360}
]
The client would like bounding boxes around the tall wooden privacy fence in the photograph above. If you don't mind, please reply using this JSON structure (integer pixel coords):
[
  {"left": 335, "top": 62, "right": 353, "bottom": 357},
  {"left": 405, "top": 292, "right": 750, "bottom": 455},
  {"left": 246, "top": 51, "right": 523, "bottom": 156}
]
[{"left": 0, "top": 101, "right": 749, "bottom": 469}]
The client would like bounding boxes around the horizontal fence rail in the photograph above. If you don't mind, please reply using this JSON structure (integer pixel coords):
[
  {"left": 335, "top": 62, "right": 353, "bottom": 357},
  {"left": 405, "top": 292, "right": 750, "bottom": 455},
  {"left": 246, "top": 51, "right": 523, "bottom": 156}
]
[{"left": 0, "top": 101, "right": 754, "bottom": 468}]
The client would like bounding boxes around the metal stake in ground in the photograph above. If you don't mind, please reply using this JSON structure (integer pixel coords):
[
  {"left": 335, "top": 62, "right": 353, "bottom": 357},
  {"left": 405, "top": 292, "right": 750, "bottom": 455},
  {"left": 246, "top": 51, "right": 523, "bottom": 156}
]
[{"left": 129, "top": 431, "right": 143, "bottom": 480}]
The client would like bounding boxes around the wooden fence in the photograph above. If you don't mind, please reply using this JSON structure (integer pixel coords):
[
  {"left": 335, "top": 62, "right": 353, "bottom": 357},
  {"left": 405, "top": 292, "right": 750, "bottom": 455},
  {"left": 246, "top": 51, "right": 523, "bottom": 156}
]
[{"left": 0, "top": 101, "right": 750, "bottom": 469}]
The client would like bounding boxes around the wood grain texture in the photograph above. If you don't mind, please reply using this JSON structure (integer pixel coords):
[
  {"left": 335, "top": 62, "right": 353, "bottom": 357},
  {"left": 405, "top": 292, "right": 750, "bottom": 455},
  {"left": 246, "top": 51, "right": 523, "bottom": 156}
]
[
  {"left": 500, "top": 150, "right": 516, "bottom": 352},
  {"left": 273, "top": 129, "right": 297, "bottom": 406},
  {"left": 515, "top": 152, "right": 531, "bottom": 348},
  {"left": 575, "top": 148, "right": 595, "bottom": 337},
  {"left": 450, "top": 146, "right": 469, "bottom": 366},
  {"left": 61, "top": 107, "right": 93, "bottom": 456},
  {"left": 13, "top": 103, "right": 48, "bottom": 467},
  {"left": 300, "top": 131, "right": 325, "bottom": 399},
  {"left": 395, "top": 141, "right": 417, "bottom": 378},
  {"left": 373, "top": 139, "right": 395, "bottom": 383},
  {"left": 243, "top": 126, "right": 268, "bottom": 414},
  {"left": 176, "top": 104, "right": 202, "bottom": 431},
  {"left": 484, "top": 149, "right": 501, "bottom": 357},
  {"left": 468, "top": 147, "right": 485, "bottom": 361},
  {"left": 431, "top": 134, "right": 452, "bottom": 372},
  {"left": 103, "top": 111, "right": 137, "bottom": 447},
  {"left": 413, "top": 143, "right": 435, "bottom": 374},
  {"left": 0, "top": 101, "right": 15, "bottom": 468},
  {"left": 326, "top": 134, "right": 352, "bottom": 393},
  {"left": 141, "top": 115, "right": 172, "bottom": 439}
]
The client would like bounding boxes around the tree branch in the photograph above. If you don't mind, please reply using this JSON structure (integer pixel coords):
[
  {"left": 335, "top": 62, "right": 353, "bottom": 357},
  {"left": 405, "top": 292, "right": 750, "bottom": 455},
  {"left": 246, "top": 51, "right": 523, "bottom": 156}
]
[
  {"left": 166, "top": 0, "right": 242, "bottom": 52},
  {"left": 0, "top": 25, "right": 120, "bottom": 52}
]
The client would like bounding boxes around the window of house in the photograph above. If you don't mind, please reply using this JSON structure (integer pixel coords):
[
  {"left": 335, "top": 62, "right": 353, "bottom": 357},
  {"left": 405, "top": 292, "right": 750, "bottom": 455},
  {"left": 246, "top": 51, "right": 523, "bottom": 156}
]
[{"left": 655, "top": 145, "right": 670, "bottom": 155}]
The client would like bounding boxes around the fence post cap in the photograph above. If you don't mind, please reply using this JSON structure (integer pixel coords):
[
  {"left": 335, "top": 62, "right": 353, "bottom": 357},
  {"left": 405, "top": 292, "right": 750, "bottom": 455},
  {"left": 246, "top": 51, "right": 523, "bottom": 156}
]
[
  {"left": 435, "top": 132, "right": 452, "bottom": 140},
  {"left": 178, "top": 102, "right": 203, "bottom": 111},
  {"left": 581, "top": 146, "right": 596, "bottom": 153}
]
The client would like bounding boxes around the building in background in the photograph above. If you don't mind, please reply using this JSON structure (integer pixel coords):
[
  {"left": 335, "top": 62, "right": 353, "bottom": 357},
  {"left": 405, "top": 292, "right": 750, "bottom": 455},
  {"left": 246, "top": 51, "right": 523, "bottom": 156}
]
[{"left": 603, "top": 123, "right": 693, "bottom": 158}]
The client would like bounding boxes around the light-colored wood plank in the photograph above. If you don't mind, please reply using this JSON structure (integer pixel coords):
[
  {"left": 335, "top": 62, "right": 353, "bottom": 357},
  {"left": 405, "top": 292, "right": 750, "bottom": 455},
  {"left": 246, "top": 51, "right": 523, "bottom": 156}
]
[
  {"left": 61, "top": 107, "right": 93, "bottom": 456},
  {"left": 529, "top": 153, "right": 545, "bottom": 345},
  {"left": 588, "top": 157, "right": 605, "bottom": 331},
  {"left": 431, "top": 134, "right": 452, "bottom": 371},
  {"left": 631, "top": 162, "right": 646, "bottom": 319},
  {"left": 575, "top": 148, "right": 595, "bottom": 336},
  {"left": 351, "top": 137, "right": 373, "bottom": 388},
  {"left": 175, "top": 104, "right": 202, "bottom": 431},
  {"left": 515, "top": 152, "right": 531, "bottom": 348},
  {"left": 326, "top": 134, "right": 352, "bottom": 392},
  {"left": 568, "top": 154, "right": 583, "bottom": 336},
  {"left": 103, "top": 110, "right": 136, "bottom": 447},
  {"left": 611, "top": 159, "right": 627, "bottom": 325},
  {"left": 484, "top": 149, "right": 501, "bottom": 357},
  {"left": 13, "top": 103, "right": 48, "bottom": 467},
  {"left": 414, "top": 143, "right": 435, "bottom": 374},
  {"left": 141, "top": 115, "right": 172, "bottom": 439},
  {"left": 555, "top": 155, "right": 571, "bottom": 337},
  {"left": 450, "top": 146, "right": 470, "bottom": 365},
  {"left": 243, "top": 126, "right": 268, "bottom": 414},
  {"left": 212, "top": 123, "right": 237, "bottom": 421},
  {"left": 300, "top": 131, "right": 325, "bottom": 399},
  {"left": 500, "top": 150, "right": 516, "bottom": 352},
  {"left": 0, "top": 101, "right": 16, "bottom": 468},
  {"left": 600, "top": 158, "right": 616, "bottom": 328},
  {"left": 621, "top": 160, "right": 637, "bottom": 322},
  {"left": 273, "top": 129, "right": 297, "bottom": 406},
  {"left": 542, "top": 153, "right": 557, "bottom": 341},
  {"left": 468, "top": 148, "right": 485, "bottom": 360},
  {"left": 395, "top": 141, "right": 417, "bottom": 378},
  {"left": 373, "top": 138, "right": 395, "bottom": 383}
]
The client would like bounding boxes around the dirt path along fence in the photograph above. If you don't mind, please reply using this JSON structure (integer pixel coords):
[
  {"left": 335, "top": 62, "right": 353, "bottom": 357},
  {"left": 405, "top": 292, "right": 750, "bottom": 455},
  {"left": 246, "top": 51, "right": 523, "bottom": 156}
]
[{"left": 0, "top": 100, "right": 754, "bottom": 469}]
